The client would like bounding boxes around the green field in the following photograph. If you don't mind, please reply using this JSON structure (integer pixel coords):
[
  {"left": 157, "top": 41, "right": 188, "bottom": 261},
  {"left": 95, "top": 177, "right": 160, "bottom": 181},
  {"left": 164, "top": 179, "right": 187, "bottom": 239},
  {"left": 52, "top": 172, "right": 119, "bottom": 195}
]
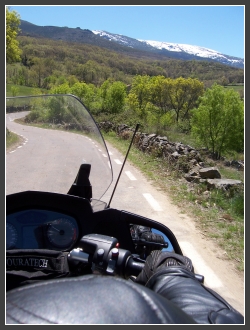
[
  {"left": 6, "top": 84, "right": 47, "bottom": 97},
  {"left": 224, "top": 84, "right": 244, "bottom": 93}
]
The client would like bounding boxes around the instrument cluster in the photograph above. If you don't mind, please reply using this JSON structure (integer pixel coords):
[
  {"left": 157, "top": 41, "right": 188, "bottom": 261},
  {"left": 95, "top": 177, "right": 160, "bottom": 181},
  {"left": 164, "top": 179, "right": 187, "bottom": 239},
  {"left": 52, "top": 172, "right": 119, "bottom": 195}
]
[{"left": 6, "top": 209, "right": 79, "bottom": 251}]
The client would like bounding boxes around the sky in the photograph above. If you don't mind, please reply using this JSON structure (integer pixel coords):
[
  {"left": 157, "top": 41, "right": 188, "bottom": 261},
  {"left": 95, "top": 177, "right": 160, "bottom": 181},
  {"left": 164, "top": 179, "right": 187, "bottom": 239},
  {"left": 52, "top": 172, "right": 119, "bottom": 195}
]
[{"left": 7, "top": 5, "right": 245, "bottom": 59}]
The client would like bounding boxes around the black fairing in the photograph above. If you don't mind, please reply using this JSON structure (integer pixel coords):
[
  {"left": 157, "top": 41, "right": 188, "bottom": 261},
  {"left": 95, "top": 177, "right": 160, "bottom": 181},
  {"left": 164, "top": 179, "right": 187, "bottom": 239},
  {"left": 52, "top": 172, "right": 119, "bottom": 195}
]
[{"left": 6, "top": 191, "right": 183, "bottom": 254}]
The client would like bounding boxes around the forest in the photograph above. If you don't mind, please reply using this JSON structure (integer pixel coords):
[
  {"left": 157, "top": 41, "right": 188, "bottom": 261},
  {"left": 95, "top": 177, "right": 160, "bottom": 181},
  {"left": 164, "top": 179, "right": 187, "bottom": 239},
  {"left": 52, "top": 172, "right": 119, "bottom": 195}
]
[{"left": 6, "top": 35, "right": 244, "bottom": 91}]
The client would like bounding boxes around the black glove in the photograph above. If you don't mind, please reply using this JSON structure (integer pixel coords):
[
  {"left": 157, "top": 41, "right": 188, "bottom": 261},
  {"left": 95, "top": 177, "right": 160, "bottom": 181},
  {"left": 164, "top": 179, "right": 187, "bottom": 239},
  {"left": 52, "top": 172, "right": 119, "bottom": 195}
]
[
  {"left": 135, "top": 250, "right": 244, "bottom": 324},
  {"left": 135, "top": 250, "right": 194, "bottom": 285},
  {"left": 131, "top": 225, "right": 165, "bottom": 244}
]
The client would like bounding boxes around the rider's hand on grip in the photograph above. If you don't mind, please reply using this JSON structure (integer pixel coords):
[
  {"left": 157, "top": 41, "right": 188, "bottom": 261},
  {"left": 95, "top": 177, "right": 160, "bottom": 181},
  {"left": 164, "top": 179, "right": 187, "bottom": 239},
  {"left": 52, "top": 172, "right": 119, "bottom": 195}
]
[{"left": 135, "top": 250, "right": 194, "bottom": 285}]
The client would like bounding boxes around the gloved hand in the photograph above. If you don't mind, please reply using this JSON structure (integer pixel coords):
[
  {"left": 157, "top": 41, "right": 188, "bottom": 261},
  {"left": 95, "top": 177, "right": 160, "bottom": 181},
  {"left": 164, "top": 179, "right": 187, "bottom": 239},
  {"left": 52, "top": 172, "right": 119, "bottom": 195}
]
[
  {"left": 135, "top": 250, "right": 194, "bottom": 285},
  {"left": 135, "top": 250, "right": 244, "bottom": 324},
  {"left": 140, "top": 231, "right": 165, "bottom": 244}
]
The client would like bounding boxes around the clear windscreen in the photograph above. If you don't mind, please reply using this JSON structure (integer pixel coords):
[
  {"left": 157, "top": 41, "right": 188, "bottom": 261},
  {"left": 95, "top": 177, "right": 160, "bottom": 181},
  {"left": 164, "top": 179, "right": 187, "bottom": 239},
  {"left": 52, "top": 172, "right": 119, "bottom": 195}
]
[{"left": 6, "top": 94, "right": 113, "bottom": 206}]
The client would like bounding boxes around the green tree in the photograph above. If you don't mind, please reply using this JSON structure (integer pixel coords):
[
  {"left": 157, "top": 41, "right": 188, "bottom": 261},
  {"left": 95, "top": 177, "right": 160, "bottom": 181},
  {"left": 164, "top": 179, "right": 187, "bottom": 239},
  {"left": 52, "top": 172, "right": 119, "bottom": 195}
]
[
  {"left": 127, "top": 75, "right": 151, "bottom": 118},
  {"left": 30, "top": 57, "right": 49, "bottom": 88},
  {"left": 70, "top": 82, "right": 96, "bottom": 109},
  {"left": 150, "top": 76, "right": 172, "bottom": 115},
  {"left": 6, "top": 7, "right": 22, "bottom": 63},
  {"left": 50, "top": 83, "right": 70, "bottom": 94},
  {"left": 98, "top": 79, "right": 111, "bottom": 111},
  {"left": 99, "top": 80, "right": 127, "bottom": 113},
  {"left": 107, "top": 81, "right": 127, "bottom": 113},
  {"left": 190, "top": 83, "right": 244, "bottom": 159},
  {"left": 168, "top": 77, "right": 204, "bottom": 122}
]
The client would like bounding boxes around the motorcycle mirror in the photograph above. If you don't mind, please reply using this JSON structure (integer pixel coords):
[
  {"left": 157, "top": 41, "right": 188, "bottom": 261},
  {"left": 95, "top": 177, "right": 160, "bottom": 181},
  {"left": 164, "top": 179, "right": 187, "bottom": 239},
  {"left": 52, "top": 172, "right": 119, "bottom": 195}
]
[{"left": 129, "top": 224, "right": 174, "bottom": 259}]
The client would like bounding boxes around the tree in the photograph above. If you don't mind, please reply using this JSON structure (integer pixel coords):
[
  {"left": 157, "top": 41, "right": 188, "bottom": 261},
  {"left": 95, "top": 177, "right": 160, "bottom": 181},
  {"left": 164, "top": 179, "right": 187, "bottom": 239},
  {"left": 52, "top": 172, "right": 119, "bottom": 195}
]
[
  {"left": 168, "top": 77, "right": 204, "bottom": 122},
  {"left": 50, "top": 82, "right": 70, "bottom": 94},
  {"left": 70, "top": 82, "right": 96, "bottom": 109},
  {"left": 106, "top": 81, "right": 127, "bottom": 114},
  {"left": 149, "top": 76, "right": 172, "bottom": 115},
  {"left": 99, "top": 80, "right": 127, "bottom": 113},
  {"left": 190, "top": 83, "right": 244, "bottom": 159},
  {"left": 6, "top": 7, "right": 22, "bottom": 63},
  {"left": 127, "top": 75, "right": 151, "bottom": 118}
]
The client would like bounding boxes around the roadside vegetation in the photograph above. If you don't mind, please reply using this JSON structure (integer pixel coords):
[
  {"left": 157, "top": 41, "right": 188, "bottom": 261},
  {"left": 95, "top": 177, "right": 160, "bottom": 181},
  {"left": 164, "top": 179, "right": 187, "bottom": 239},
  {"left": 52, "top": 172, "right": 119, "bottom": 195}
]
[{"left": 6, "top": 128, "right": 20, "bottom": 150}]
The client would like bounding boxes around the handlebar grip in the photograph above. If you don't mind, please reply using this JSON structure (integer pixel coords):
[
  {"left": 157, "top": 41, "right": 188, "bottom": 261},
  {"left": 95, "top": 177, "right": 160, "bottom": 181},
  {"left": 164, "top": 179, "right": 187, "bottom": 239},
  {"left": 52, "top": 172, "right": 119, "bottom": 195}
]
[{"left": 125, "top": 256, "right": 145, "bottom": 277}]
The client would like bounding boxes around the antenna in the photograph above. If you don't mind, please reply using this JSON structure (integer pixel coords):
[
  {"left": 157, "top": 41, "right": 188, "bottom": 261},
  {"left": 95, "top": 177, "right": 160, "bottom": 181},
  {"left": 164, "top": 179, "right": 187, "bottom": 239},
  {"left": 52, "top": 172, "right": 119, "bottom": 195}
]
[{"left": 107, "top": 123, "right": 140, "bottom": 208}]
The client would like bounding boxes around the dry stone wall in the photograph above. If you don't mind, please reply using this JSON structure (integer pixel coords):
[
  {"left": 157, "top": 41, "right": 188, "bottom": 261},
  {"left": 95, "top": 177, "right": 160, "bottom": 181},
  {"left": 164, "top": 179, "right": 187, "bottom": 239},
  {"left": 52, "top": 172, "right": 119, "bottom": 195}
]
[{"left": 98, "top": 122, "right": 243, "bottom": 192}]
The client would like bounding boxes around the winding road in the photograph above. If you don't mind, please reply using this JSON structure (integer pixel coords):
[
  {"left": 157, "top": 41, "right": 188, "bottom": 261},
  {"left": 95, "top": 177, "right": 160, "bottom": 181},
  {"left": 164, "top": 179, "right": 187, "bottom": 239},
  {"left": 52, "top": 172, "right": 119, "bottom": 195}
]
[{"left": 6, "top": 112, "right": 112, "bottom": 200}]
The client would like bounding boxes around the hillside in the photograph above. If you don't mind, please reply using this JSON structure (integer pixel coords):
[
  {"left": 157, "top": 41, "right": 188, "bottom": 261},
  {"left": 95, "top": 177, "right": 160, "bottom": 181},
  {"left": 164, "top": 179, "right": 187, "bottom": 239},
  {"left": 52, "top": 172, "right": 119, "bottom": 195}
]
[
  {"left": 19, "top": 20, "right": 244, "bottom": 69},
  {"left": 11, "top": 34, "right": 243, "bottom": 90},
  {"left": 18, "top": 20, "right": 167, "bottom": 61}
]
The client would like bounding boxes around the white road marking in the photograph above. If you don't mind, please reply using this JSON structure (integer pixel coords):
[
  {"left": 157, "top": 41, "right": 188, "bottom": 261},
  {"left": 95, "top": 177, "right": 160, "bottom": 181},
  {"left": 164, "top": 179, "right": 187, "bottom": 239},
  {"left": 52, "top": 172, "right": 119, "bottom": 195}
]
[
  {"left": 125, "top": 171, "right": 137, "bottom": 181},
  {"left": 102, "top": 154, "right": 107, "bottom": 158},
  {"left": 179, "top": 241, "right": 223, "bottom": 288},
  {"left": 108, "top": 151, "right": 113, "bottom": 155},
  {"left": 143, "top": 193, "right": 163, "bottom": 211},
  {"left": 114, "top": 159, "right": 122, "bottom": 164}
]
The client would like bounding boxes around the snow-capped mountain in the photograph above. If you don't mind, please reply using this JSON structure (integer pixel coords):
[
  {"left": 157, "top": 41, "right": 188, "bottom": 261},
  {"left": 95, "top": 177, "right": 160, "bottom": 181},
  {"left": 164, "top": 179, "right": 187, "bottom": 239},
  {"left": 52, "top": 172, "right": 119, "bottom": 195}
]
[
  {"left": 92, "top": 30, "right": 244, "bottom": 69},
  {"left": 18, "top": 20, "right": 244, "bottom": 69}
]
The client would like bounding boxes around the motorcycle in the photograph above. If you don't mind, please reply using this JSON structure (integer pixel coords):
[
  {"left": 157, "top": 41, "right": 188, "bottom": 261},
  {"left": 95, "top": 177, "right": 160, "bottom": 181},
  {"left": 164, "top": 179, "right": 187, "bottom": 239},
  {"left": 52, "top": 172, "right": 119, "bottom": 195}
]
[{"left": 5, "top": 94, "right": 240, "bottom": 324}]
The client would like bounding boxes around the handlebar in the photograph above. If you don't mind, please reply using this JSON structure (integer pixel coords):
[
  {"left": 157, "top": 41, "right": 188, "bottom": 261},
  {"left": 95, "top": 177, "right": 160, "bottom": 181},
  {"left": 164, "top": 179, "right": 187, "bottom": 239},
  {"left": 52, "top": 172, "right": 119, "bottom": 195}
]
[
  {"left": 67, "top": 233, "right": 204, "bottom": 283},
  {"left": 68, "top": 233, "right": 145, "bottom": 278}
]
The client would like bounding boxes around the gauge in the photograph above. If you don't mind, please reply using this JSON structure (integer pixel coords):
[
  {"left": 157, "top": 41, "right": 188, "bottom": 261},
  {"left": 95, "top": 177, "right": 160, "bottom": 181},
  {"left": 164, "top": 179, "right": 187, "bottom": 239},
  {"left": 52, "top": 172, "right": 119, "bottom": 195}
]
[
  {"left": 6, "top": 223, "right": 18, "bottom": 249},
  {"left": 46, "top": 218, "right": 78, "bottom": 249}
]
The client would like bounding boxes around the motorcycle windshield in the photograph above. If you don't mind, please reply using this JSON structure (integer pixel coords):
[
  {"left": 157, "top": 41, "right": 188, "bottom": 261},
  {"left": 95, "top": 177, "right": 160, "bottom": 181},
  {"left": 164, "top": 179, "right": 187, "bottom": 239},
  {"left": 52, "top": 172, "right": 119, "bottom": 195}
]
[{"left": 6, "top": 94, "right": 113, "bottom": 208}]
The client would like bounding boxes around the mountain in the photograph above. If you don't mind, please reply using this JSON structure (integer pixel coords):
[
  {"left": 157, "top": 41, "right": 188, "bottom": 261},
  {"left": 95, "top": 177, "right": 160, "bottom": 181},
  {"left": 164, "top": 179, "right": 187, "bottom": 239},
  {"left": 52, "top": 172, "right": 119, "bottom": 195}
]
[
  {"left": 92, "top": 30, "right": 244, "bottom": 69},
  {"left": 19, "top": 20, "right": 244, "bottom": 69}
]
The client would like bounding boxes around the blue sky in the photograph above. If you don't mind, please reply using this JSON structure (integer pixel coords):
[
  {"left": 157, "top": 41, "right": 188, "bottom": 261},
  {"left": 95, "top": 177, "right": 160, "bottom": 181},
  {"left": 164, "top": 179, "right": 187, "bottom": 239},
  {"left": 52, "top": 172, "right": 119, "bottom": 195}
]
[{"left": 8, "top": 5, "right": 245, "bottom": 58}]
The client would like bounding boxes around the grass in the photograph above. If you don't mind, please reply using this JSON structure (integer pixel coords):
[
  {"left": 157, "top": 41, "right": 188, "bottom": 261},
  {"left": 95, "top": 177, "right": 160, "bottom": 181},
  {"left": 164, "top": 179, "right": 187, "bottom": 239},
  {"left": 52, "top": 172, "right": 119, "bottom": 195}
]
[
  {"left": 224, "top": 84, "right": 244, "bottom": 91},
  {"left": 6, "top": 129, "right": 22, "bottom": 151},
  {"left": 6, "top": 84, "right": 47, "bottom": 97},
  {"left": 102, "top": 130, "right": 244, "bottom": 273}
]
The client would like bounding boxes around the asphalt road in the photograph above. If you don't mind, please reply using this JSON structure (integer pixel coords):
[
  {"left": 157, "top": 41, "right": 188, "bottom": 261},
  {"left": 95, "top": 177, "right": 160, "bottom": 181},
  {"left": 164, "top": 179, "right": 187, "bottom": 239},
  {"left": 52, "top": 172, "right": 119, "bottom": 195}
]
[
  {"left": 6, "top": 113, "right": 244, "bottom": 316},
  {"left": 6, "top": 112, "right": 112, "bottom": 200}
]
